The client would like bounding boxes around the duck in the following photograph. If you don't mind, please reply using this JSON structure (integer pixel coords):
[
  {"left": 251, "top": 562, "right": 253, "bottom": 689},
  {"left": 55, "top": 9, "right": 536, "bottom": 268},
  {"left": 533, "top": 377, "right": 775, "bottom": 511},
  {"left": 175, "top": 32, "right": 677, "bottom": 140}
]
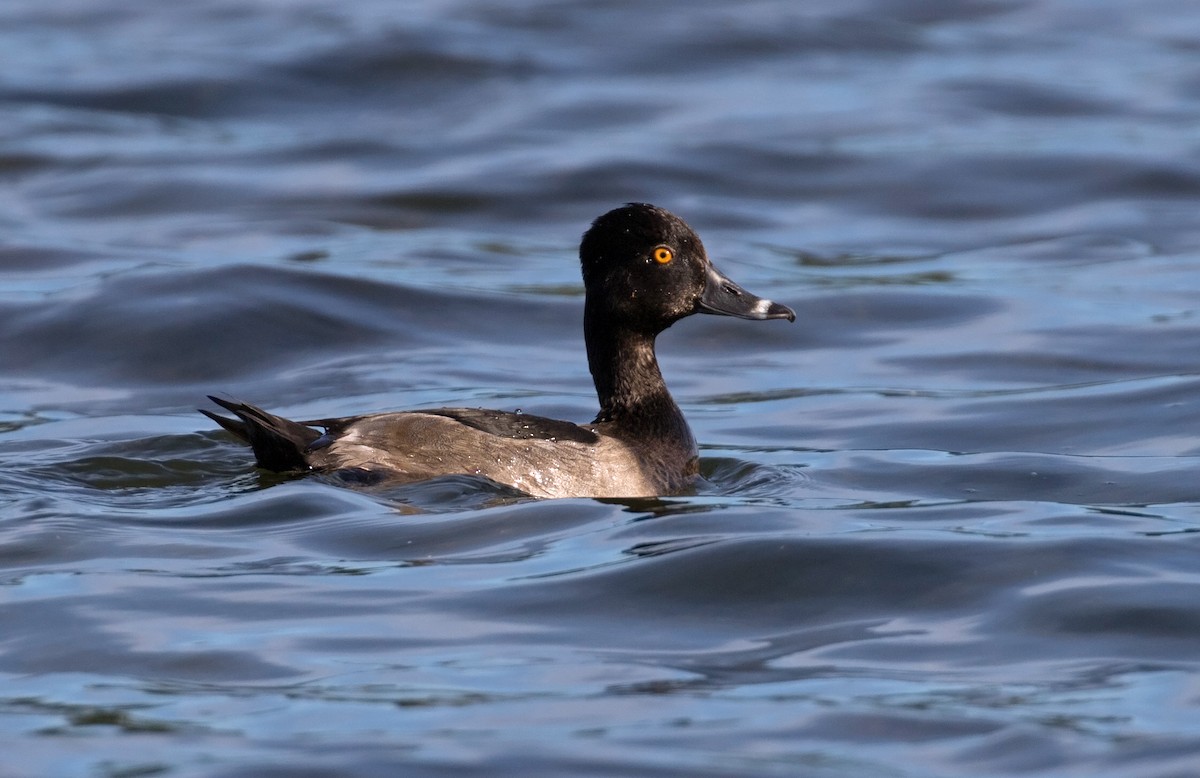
[{"left": 202, "top": 203, "right": 794, "bottom": 499}]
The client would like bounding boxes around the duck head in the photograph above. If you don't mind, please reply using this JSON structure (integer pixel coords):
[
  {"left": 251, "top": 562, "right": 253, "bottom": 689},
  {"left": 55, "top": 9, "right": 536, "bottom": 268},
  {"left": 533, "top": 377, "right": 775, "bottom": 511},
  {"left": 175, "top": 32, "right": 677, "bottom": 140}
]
[{"left": 580, "top": 203, "right": 795, "bottom": 333}]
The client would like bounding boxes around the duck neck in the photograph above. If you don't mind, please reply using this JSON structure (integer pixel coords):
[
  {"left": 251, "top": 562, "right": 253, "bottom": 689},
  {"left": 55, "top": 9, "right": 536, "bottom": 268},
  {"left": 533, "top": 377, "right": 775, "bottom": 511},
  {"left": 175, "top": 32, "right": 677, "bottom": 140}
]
[{"left": 585, "top": 310, "right": 692, "bottom": 444}]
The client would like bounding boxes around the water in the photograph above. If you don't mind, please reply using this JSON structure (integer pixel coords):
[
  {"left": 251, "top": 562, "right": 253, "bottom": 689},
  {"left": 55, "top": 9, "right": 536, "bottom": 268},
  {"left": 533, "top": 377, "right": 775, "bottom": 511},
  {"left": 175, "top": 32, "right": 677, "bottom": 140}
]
[{"left": 3, "top": 1, "right": 1200, "bottom": 775}]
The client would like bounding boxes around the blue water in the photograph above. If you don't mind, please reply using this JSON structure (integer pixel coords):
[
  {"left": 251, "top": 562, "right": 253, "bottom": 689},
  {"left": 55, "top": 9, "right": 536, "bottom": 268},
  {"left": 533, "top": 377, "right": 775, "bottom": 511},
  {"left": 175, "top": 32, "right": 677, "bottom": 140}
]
[{"left": 3, "top": 1, "right": 1200, "bottom": 776}]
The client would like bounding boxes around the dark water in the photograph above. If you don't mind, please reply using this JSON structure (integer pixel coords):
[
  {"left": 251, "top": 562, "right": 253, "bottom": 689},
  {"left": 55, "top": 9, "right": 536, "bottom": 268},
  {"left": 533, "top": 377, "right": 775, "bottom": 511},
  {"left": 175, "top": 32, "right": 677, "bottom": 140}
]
[{"left": 3, "top": 1, "right": 1200, "bottom": 775}]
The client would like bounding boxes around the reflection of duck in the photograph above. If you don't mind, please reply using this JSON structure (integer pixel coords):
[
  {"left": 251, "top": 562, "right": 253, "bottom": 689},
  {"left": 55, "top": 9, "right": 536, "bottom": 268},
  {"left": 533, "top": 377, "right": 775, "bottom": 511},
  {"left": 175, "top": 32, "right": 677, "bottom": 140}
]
[{"left": 203, "top": 203, "right": 794, "bottom": 498}]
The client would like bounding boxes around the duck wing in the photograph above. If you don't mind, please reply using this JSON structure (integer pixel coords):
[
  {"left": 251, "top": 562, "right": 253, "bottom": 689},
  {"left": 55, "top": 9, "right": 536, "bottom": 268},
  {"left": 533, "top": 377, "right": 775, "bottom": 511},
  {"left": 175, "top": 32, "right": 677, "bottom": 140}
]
[{"left": 416, "top": 408, "right": 600, "bottom": 444}]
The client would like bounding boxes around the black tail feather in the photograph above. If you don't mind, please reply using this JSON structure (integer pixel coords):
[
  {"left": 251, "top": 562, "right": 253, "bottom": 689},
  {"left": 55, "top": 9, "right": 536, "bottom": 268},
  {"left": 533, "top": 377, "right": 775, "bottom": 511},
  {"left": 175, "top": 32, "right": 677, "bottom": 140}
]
[
  {"left": 198, "top": 406, "right": 248, "bottom": 441},
  {"left": 201, "top": 396, "right": 322, "bottom": 472}
]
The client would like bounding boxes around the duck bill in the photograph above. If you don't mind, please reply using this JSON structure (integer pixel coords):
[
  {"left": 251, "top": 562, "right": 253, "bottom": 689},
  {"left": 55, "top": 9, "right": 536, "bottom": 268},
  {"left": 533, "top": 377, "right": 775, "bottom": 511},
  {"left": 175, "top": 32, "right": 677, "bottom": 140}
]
[{"left": 697, "top": 267, "right": 796, "bottom": 322}]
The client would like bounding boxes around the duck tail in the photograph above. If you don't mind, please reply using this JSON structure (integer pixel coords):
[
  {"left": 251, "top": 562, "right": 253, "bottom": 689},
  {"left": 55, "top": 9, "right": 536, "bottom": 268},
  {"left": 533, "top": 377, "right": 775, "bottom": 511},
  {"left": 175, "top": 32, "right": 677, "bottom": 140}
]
[{"left": 200, "top": 396, "right": 321, "bottom": 472}]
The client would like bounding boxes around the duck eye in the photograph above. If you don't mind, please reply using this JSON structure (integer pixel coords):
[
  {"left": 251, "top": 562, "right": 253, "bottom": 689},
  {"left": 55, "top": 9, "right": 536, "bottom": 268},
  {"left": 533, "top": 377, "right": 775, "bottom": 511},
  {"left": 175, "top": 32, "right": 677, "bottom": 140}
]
[{"left": 652, "top": 246, "right": 674, "bottom": 264}]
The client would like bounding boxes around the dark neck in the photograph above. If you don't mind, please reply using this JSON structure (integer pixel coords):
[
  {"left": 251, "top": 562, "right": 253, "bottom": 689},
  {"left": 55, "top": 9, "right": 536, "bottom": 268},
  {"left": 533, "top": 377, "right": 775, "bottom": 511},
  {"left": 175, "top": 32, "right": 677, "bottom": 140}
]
[{"left": 584, "top": 306, "right": 692, "bottom": 444}]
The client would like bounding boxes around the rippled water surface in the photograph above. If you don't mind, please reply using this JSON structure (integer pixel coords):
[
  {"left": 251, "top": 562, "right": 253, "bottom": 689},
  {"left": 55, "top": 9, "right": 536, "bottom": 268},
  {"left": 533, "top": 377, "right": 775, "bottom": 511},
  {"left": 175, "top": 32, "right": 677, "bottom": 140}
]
[{"left": 3, "top": 1, "right": 1200, "bottom": 776}]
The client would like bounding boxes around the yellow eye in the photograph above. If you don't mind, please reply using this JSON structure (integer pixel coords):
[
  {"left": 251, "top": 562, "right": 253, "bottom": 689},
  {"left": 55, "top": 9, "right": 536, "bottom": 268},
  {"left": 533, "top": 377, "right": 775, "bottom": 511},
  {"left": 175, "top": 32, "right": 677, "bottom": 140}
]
[{"left": 653, "top": 246, "right": 673, "bottom": 264}]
